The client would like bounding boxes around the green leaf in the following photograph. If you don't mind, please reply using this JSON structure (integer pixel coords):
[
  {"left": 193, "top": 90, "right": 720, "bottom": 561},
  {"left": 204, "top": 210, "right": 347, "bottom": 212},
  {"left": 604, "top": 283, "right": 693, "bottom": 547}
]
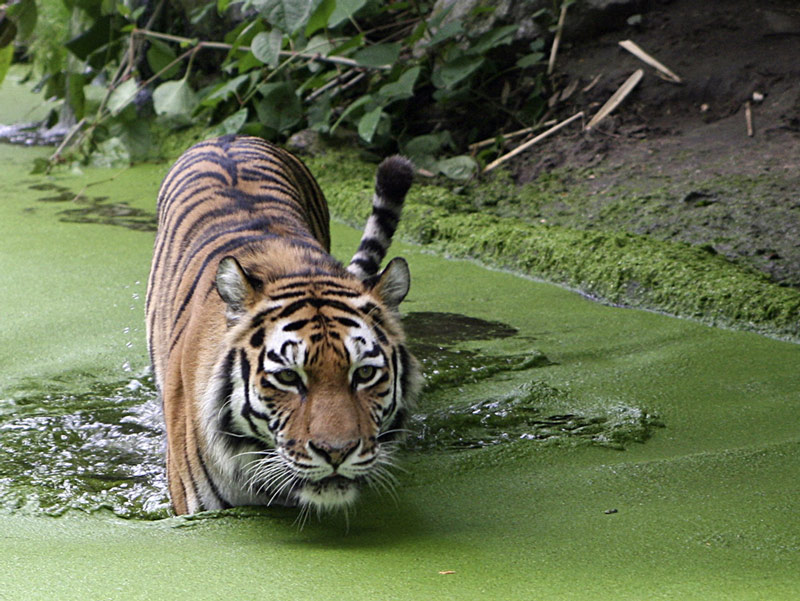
[
  {"left": 357, "top": 106, "right": 382, "bottom": 143},
  {"left": 7, "top": 0, "right": 37, "bottom": 40},
  {"left": 306, "top": 0, "right": 335, "bottom": 36},
  {"left": 433, "top": 55, "right": 484, "bottom": 89},
  {"left": 0, "top": 17, "right": 17, "bottom": 48},
  {"left": 403, "top": 132, "right": 454, "bottom": 161},
  {"left": 107, "top": 79, "right": 139, "bottom": 116},
  {"left": 90, "top": 137, "right": 131, "bottom": 169},
  {"left": 255, "top": 82, "right": 302, "bottom": 132},
  {"left": 307, "top": 95, "right": 332, "bottom": 132},
  {"left": 353, "top": 43, "right": 400, "bottom": 68},
  {"left": 65, "top": 15, "right": 118, "bottom": 61},
  {"left": 0, "top": 45, "right": 13, "bottom": 87},
  {"left": 66, "top": 73, "right": 87, "bottom": 120},
  {"left": 255, "top": 0, "right": 316, "bottom": 34},
  {"left": 330, "top": 33, "right": 364, "bottom": 57},
  {"left": 251, "top": 30, "right": 283, "bottom": 67},
  {"left": 153, "top": 78, "right": 199, "bottom": 125},
  {"left": 31, "top": 157, "right": 50, "bottom": 175},
  {"left": 427, "top": 20, "right": 463, "bottom": 46},
  {"left": 212, "top": 108, "right": 249, "bottom": 136},
  {"left": 331, "top": 94, "right": 371, "bottom": 132},
  {"left": 328, "top": 0, "right": 368, "bottom": 28},
  {"left": 202, "top": 73, "right": 252, "bottom": 105},
  {"left": 404, "top": 20, "right": 427, "bottom": 46},
  {"left": 189, "top": 2, "right": 217, "bottom": 24},
  {"left": 110, "top": 118, "right": 155, "bottom": 162},
  {"left": 146, "top": 40, "right": 179, "bottom": 79},
  {"left": 83, "top": 83, "right": 107, "bottom": 114},
  {"left": 436, "top": 155, "right": 477, "bottom": 180},
  {"left": 427, "top": 3, "right": 455, "bottom": 30},
  {"left": 377, "top": 66, "right": 420, "bottom": 102},
  {"left": 303, "top": 34, "right": 333, "bottom": 56},
  {"left": 468, "top": 24, "right": 518, "bottom": 55},
  {"left": 516, "top": 51, "right": 544, "bottom": 68}
]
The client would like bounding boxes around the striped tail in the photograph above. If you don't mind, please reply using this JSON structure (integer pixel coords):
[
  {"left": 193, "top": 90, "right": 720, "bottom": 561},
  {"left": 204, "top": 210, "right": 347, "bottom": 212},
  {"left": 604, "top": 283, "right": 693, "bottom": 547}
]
[{"left": 347, "top": 155, "right": 414, "bottom": 280}]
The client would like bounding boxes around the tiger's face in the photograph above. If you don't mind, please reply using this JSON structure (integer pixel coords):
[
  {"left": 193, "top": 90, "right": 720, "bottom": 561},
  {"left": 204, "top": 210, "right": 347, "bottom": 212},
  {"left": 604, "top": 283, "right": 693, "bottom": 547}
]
[{"left": 205, "top": 256, "right": 420, "bottom": 512}]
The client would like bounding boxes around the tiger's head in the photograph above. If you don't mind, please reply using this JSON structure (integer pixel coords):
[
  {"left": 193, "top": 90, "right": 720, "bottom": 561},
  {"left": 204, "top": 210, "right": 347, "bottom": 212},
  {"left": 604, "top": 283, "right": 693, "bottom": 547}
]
[{"left": 203, "top": 254, "right": 421, "bottom": 512}]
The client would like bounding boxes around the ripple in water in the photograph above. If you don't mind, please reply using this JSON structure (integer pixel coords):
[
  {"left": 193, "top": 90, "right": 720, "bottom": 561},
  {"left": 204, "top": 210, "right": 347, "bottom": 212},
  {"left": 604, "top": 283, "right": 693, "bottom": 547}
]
[
  {"left": 0, "top": 313, "right": 662, "bottom": 518},
  {"left": 0, "top": 377, "right": 169, "bottom": 519}
]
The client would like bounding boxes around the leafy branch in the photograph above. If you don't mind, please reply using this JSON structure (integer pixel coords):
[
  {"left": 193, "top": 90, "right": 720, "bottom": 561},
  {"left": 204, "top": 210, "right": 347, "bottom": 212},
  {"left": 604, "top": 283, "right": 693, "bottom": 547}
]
[{"left": 11, "top": 0, "right": 563, "bottom": 178}]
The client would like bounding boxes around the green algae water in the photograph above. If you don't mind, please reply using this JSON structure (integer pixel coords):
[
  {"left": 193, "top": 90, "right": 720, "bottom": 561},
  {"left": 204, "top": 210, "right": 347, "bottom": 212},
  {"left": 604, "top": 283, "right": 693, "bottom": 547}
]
[{"left": 2, "top": 76, "right": 800, "bottom": 601}]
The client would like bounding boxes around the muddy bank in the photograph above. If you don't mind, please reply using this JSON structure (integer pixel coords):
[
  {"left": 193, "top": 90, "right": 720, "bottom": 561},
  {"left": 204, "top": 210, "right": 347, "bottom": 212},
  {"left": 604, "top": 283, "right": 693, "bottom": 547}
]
[
  {"left": 508, "top": 0, "right": 800, "bottom": 289},
  {"left": 305, "top": 149, "right": 800, "bottom": 341}
]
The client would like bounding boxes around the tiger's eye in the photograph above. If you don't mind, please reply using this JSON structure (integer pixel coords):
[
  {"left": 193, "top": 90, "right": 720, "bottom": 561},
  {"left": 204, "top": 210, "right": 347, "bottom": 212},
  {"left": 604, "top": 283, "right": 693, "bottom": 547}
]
[
  {"left": 274, "top": 369, "right": 301, "bottom": 386},
  {"left": 354, "top": 365, "right": 376, "bottom": 383}
]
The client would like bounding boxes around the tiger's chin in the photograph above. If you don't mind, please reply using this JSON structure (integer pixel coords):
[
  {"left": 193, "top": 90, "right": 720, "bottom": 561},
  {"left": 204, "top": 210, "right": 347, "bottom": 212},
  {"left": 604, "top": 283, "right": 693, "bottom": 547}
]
[{"left": 296, "top": 475, "right": 360, "bottom": 511}]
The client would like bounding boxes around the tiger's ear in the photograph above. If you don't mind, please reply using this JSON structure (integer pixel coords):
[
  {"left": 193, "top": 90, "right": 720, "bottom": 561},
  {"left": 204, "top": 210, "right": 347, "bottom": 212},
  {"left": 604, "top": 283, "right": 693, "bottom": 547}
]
[
  {"left": 370, "top": 257, "right": 410, "bottom": 311},
  {"left": 216, "top": 257, "right": 261, "bottom": 323}
]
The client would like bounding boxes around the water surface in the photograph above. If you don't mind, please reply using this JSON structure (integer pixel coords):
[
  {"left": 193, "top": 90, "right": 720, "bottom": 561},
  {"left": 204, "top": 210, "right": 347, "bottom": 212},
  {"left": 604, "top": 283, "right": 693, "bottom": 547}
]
[{"left": 1, "top": 118, "right": 798, "bottom": 599}]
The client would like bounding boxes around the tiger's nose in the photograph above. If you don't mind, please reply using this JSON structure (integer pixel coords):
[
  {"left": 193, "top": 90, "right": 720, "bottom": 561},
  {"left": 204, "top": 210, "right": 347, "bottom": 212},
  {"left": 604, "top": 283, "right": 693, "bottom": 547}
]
[{"left": 307, "top": 439, "right": 360, "bottom": 468}]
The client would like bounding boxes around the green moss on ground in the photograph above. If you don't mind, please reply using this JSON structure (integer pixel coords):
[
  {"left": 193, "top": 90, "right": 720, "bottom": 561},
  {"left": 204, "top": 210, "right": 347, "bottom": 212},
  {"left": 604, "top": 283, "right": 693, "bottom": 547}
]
[{"left": 308, "top": 150, "right": 800, "bottom": 341}]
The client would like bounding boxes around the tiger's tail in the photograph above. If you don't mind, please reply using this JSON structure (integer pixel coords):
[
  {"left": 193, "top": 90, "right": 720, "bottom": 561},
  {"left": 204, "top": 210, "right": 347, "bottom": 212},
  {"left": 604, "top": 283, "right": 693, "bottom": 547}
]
[{"left": 346, "top": 156, "right": 414, "bottom": 280}]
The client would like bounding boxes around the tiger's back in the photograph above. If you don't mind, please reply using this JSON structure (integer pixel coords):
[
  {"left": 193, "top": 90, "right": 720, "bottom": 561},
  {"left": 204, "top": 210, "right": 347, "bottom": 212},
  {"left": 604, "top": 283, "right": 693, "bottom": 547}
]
[
  {"left": 146, "top": 135, "right": 330, "bottom": 385},
  {"left": 146, "top": 135, "right": 420, "bottom": 515}
]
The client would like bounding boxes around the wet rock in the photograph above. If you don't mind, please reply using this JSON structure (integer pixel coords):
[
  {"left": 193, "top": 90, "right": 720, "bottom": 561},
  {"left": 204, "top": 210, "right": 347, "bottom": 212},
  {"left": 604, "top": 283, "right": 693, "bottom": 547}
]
[{"left": 286, "top": 129, "right": 324, "bottom": 156}]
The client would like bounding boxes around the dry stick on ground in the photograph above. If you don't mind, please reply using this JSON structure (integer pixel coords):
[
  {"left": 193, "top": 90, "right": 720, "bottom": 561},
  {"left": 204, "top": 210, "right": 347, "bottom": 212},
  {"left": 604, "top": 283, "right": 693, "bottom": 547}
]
[
  {"left": 582, "top": 73, "right": 602, "bottom": 93},
  {"left": 547, "top": 2, "right": 570, "bottom": 76},
  {"left": 469, "top": 121, "right": 560, "bottom": 152},
  {"left": 745, "top": 101, "right": 754, "bottom": 136},
  {"left": 585, "top": 69, "right": 644, "bottom": 130},
  {"left": 618, "top": 40, "right": 682, "bottom": 84},
  {"left": 483, "top": 111, "right": 584, "bottom": 173},
  {"left": 469, "top": 126, "right": 536, "bottom": 151}
]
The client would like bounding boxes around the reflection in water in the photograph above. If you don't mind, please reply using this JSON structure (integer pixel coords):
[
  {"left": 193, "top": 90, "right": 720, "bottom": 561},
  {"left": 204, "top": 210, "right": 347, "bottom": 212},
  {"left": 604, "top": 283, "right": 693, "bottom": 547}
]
[
  {"left": 0, "top": 312, "right": 661, "bottom": 518},
  {"left": 28, "top": 182, "right": 157, "bottom": 231},
  {"left": 402, "top": 312, "right": 662, "bottom": 451}
]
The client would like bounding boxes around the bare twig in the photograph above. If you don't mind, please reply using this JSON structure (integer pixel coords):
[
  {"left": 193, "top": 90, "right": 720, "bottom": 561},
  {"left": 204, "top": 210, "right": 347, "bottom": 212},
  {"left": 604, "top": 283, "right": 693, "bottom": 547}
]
[
  {"left": 306, "top": 70, "right": 356, "bottom": 103},
  {"left": 131, "top": 28, "right": 392, "bottom": 70},
  {"left": 339, "top": 71, "right": 367, "bottom": 92},
  {"left": 745, "top": 101, "right": 754, "bottom": 137},
  {"left": 582, "top": 73, "right": 602, "bottom": 93},
  {"left": 469, "top": 126, "right": 537, "bottom": 151},
  {"left": 49, "top": 117, "right": 87, "bottom": 163},
  {"left": 618, "top": 40, "right": 682, "bottom": 84},
  {"left": 585, "top": 69, "right": 643, "bottom": 130},
  {"left": 483, "top": 111, "right": 584, "bottom": 173},
  {"left": 547, "top": 2, "right": 570, "bottom": 76}
]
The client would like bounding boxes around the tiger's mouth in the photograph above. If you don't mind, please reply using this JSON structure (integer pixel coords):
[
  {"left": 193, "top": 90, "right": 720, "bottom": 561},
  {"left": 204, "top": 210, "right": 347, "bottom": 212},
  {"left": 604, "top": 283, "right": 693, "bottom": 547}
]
[{"left": 297, "top": 474, "right": 360, "bottom": 509}]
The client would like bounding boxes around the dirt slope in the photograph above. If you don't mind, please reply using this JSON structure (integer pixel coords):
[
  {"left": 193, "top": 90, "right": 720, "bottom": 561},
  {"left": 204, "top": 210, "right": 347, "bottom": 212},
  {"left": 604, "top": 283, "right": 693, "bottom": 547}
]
[{"left": 513, "top": 0, "right": 800, "bottom": 287}]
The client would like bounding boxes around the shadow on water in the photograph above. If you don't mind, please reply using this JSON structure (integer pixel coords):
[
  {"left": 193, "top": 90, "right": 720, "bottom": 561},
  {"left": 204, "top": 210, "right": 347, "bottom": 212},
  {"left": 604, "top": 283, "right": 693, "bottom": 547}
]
[
  {"left": 402, "top": 311, "right": 663, "bottom": 452},
  {"left": 28, "top": 182, "right": 157, "bottom": 231},
  {"left": 0, "top": 312, "right": 661, "bottom": 519}
]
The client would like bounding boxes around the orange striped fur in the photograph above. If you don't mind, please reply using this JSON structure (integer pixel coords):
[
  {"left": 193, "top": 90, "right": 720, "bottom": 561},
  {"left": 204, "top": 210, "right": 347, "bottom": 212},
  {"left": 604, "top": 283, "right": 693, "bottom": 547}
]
[{"left": 146, "top": 135, "right": 420, "bottom": 515}]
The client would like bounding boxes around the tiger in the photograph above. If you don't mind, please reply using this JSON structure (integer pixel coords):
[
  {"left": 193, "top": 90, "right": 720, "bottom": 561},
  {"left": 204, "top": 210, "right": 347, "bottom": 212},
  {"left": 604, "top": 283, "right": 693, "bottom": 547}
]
[{"left": 145, "top": 134, "right": 421, "bottom": 516}]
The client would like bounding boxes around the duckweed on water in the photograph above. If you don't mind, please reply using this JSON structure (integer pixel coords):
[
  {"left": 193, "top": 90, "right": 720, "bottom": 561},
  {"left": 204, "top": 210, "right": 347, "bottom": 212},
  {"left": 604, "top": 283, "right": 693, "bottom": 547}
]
[
  {"left": 0, "top": 312, "right": 660, "bottom": 518},
  {"left": 308, "top": 150, "right": 800, "bottom": 341},
  {"left": 403, "top": 312, "right": 660, "bottom": 452},
  {"left": 411, "top": 380, "right": 663, "bottom": 451}
]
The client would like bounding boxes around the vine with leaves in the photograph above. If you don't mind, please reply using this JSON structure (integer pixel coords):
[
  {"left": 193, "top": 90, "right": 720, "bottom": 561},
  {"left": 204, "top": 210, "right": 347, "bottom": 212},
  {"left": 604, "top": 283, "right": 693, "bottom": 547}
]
[{"left": 3, "top": 0, "right": 566, "bottom": 178}]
